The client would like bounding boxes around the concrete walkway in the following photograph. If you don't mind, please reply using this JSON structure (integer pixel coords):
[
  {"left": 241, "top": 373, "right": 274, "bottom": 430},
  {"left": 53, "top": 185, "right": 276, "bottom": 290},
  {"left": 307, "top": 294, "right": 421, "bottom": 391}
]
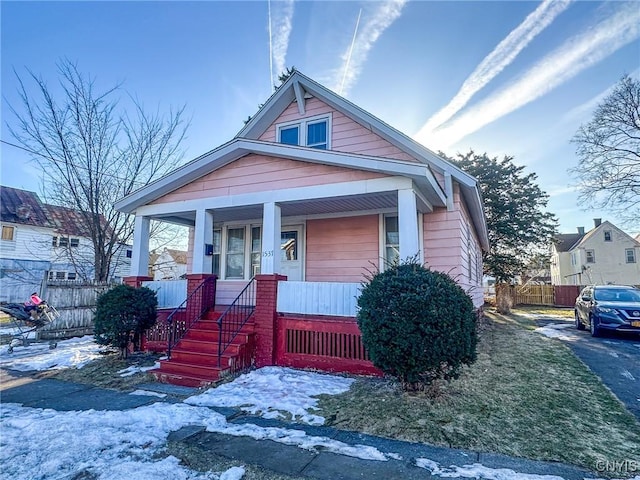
[{"left": 0, "top": 369, "right": 599, "bottom": 480}]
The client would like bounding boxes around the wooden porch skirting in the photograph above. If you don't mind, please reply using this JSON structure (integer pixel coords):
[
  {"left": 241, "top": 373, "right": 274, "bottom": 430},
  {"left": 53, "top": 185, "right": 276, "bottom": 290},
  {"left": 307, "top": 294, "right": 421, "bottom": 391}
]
[{"left": 275, "top": 314, "right": 382, "bottom": 376}]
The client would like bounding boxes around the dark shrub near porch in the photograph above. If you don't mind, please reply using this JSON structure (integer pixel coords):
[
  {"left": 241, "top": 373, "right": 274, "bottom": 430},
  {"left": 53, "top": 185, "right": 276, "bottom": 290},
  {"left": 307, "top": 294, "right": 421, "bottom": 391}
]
[
  {"left": 357, "top": 261, "right": 477, "bottom": 389},
  {"left": 94, "top": 284, "right": 157, "bottom": 358}
]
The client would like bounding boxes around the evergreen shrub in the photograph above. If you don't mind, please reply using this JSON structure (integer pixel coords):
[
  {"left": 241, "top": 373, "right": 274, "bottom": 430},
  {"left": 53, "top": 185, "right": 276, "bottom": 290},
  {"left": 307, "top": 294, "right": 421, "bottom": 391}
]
[
  {"left": 357, "top": 261, "right": 477, "bottom": 388},
  {"left": 94, "top": 284, "right": 157, "bottom": 358}
]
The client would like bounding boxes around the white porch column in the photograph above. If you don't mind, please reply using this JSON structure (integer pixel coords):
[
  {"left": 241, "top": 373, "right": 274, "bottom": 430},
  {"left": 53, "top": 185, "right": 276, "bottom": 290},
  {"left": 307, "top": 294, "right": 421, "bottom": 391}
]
[
  {"left": 192, "top": 208, "right": 214, "bottom": 274},
  {"left": 130, "top": 215, "right": 151, "bottom": 276},
  {"left": 398, "top": 189, "right": 421, "bottom": 261},
  {"left": 261, "top": 202, "right": 281, "bottom": 274}
]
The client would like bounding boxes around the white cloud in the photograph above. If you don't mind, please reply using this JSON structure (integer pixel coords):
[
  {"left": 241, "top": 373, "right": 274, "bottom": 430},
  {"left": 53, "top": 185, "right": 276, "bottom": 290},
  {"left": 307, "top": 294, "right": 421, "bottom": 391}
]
[
  {"left": 333, "top": 0, "right": 407, "bottom": 96},
  {"left": 416, "top": 0, "right": 573, "bottom": 141},
  {"left": 269, "top": 0, "right": 295, "bottom": 88},
  {"left": 423, "top": 1, "right": 640, "bottom": 151}
]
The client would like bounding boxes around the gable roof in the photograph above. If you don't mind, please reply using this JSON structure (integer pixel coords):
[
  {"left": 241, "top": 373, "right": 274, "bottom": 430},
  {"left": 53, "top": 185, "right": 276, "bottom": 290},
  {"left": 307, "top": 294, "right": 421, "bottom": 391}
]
[
  {"left": 1, "top": 185, "right": 98, "bottom": 238},
  {"left": 0, "top": 186, "right": 52, "bottom": 228},
  {"left": 553, "top": 233, "right": 584, "bottom": 252},
  {"left": 554, "top": 221, "right": 640, "bottom": 252},
  {"left": 576, "top": 220, "right": 640, "bottom": 248},
  {"left": 114, "top": 71, "right": 489, "bottom": 249}
]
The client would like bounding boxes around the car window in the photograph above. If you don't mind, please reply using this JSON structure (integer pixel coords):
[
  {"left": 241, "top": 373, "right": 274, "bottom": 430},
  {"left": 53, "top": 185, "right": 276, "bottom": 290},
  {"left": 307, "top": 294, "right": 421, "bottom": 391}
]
[{"left": 594, "top": 289, "right": 640, "bottom": 302}]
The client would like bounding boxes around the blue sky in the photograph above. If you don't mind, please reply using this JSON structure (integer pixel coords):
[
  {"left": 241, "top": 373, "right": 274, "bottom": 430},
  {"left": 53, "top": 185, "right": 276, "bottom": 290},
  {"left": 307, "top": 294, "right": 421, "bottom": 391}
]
[{"left": 1, "top": 0, "right": 639, "bottom": 236}]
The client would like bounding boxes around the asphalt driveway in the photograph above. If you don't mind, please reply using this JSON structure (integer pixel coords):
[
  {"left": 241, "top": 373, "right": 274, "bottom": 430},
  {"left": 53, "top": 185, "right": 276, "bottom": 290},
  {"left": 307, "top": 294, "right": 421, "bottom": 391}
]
[{"left": 535, "top": 317, "right": 640, "bottom": 421}]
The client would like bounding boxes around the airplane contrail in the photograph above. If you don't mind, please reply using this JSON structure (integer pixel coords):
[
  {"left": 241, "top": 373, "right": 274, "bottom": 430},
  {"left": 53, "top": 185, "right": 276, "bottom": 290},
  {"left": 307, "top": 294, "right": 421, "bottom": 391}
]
[
  {"left": 424, "top": 1, "right": 640, "bottom": 151},
  {"left": 415, "top": 0, "right": 573, "bottom": 143},
  {"left": 269, "top": 0, "right": 295, "bottom": 89},
  {"left": 333, "top": 0, "right": 407, "bottom": 96},
  {"left": 339, "top": 8, "right": 362, "bottom": 95}
]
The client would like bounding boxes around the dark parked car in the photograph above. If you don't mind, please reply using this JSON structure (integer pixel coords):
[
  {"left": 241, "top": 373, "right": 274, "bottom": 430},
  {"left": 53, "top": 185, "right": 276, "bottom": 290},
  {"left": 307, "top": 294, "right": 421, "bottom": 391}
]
[{"left": 575, "top": 285, "right": 640, "bottom": 337}]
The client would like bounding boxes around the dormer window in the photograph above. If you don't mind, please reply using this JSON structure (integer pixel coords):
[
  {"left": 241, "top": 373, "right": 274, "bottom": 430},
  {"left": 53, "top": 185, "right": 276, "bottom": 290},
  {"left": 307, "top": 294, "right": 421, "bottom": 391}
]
[{"left": 276, "top": 114, "right": 330, "bottom": 150}]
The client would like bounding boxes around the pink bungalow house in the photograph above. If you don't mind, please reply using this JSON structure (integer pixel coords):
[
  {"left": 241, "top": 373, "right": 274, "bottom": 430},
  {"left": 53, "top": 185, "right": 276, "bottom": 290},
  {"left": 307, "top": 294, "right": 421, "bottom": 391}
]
[{"left": 115, "top": 71, "right": 488, "bottom": 387}]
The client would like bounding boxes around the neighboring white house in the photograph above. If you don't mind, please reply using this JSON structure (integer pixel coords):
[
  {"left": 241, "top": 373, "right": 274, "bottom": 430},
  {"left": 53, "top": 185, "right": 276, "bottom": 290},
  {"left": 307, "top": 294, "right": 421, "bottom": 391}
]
[
  {"left": 0, "top": 186, "right": 132, "bottom": 301},
  {"left": 150, "top": 248, "right": 188, "bottom": 280},
  {"left": 550, "top": 219, "right": 640, "bottom": 286}
]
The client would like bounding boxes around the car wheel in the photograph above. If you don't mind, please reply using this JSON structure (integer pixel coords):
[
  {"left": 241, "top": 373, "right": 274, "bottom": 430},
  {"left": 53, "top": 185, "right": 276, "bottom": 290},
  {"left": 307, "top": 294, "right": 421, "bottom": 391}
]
[
  {"left": 590, "top": 315, "right": 600, "bottom": 337},
  {"left": 575, "top": 311, "right": 585, "bottom": 330}
]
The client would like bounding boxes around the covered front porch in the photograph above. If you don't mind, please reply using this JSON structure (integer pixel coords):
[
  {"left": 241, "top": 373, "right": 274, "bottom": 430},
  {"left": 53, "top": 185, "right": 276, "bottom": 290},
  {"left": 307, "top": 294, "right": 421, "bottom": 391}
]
[{"left": 126, "top": 174, "right": 443, "bottom": 306}]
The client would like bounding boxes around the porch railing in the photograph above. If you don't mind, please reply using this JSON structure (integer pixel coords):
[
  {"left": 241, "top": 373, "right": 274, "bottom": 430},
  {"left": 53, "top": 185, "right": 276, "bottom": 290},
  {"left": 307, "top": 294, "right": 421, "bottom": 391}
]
[
  {"left": 167, "top": 276, "right": 216, "bottom": 358},
  {"left": 277, "top": 281, "right": 361, "bottom": 317},
  {"left": 217, "top": 277, "right": 256, "bottom": 366}
]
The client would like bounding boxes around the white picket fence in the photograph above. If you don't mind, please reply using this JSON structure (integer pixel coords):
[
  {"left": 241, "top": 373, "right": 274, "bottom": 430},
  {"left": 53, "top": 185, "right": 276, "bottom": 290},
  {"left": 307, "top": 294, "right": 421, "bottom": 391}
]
[
  {"left": 277, "top": 281, "right": 361, "bottom": 317},
  {"left": 141, "top": 280, "right": 187, "bottom": 308}
]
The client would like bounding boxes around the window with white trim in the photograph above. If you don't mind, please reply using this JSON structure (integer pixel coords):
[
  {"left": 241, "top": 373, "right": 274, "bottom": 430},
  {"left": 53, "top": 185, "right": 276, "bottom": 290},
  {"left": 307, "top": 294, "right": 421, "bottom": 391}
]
[
  {"left": 70, "top": 238, "right": 80, "bottom": 248},
  {"left": 1, "top": 226, "right": 14, "bottom": 241},
  {"left": 276, "top": 115, "right": 330, "bottom": 150},
  {"left": 225, "top": 228, "right": 245, "bottom": 279},
  {"left": 586, "top": 250, "right": 595, "bottom": 263},
  {"left": 626, "top": 248, "right": 636, "bottom": 264},
  {"left": 251, "top": 227, "right": 262, "bottom": 275},
  {"left": 67, "top": 272, "right": 77, "bottom": 280},
  {"left": 212, "top": 229, "right": 221, "bottom": 276},
  {"left": 384, "top": 216, "right": 399, "bottom": 267},
  {"left": 604, "top": 230, "right": 612, "bottom": 242}
]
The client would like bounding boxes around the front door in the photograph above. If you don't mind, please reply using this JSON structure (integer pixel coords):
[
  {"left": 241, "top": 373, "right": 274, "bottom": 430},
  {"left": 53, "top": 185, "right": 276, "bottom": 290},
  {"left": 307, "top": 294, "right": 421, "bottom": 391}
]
[{"left": 280, "top": 227, "right": 303, "bottom": 281}]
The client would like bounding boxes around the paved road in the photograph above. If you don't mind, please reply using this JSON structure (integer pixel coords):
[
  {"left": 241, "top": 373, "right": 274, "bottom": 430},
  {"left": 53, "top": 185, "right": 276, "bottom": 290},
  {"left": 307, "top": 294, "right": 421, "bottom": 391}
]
[{"left": 535, "top": 317, "right": 640, "bottom": 421}]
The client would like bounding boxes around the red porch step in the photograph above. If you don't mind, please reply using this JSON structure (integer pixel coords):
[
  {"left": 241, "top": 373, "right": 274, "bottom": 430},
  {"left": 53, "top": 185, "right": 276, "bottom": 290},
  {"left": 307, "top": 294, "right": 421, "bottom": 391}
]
[{"left": 151, "top": 312, "right": 255, "bottom": 387}]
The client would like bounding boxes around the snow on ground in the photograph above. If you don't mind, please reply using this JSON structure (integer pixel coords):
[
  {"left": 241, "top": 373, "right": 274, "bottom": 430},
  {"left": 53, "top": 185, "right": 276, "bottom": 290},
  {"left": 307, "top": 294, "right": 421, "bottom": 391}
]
[
  {"left": 0, "top": 335, "right": 106, "bottom": 371},
  {"left": 185, "top": 366, "right": 354, "bottom": 425},
  {"left": 2, "top": 337, "right": 618, "bottom": 480},
  {"left": 416, "top": 458, "right": 566, "bottom": 479},
  {"left": 534, "top": 323, "right": 576, "bottom": 341},
  {"left": 119, "top": 361, "right": 161, "bottom": 377},
  {"left": 0, "top": 402, "right": 244, "bottom": 480}
]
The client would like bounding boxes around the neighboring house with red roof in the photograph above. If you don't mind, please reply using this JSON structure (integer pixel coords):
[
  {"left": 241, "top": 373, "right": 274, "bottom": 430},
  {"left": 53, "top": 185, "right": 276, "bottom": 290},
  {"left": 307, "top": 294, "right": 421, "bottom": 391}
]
[
  {"left": 551, "top": 219, "right": 640, "bottom": 286},
  {"left": 0, "top": 186, "right": 132, "bottom": 301}
]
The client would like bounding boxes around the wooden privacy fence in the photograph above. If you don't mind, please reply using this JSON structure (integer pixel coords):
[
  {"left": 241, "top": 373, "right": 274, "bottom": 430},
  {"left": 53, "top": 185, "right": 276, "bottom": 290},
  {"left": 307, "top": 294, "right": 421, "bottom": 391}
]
[
  {"left": 38, "top": 281, "right": 115, "bottom": 339},
  {"left": 510, "top": 284, "right": 581, "bottom": 307},
  {"left": 514, "top": 285, "right": 555, "bottom": 306}
]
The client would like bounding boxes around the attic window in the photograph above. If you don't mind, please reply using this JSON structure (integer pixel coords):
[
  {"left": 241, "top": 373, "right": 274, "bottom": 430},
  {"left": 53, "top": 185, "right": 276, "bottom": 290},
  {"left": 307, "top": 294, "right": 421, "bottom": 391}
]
[
  {"left": 58, "top": 237, "right": 69, "bottom": 248},
  {"left": 604, "top": 230, "right": 612, "bottom": 242},
  {"left": 1, "top": 226, "right": 14, "bottom": 241},
  {"left": 70, "top": 238, "right": 80, "bottom": 248},
  {"left": 276, "top": 114, "right": 330, "bottom": 150},
  {"left": 126, "top": 249, "right": 132, "bottom": 258}
]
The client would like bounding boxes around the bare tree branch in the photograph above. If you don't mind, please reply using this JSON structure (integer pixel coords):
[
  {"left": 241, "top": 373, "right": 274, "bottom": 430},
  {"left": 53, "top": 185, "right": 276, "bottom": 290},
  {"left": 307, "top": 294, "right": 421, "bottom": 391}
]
[{"left": 6, "top": 59, "right": 188, "bottom": 281}]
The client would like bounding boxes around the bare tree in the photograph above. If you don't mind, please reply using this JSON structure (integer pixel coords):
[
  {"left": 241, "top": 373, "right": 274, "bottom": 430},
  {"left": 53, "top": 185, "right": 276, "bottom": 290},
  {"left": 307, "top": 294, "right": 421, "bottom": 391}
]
[
  {"left": 570, "top": 75, "right": 640, "bottom": 230},
  {"left": 7, "top": 60, "right": 187, "bottom": 281}
]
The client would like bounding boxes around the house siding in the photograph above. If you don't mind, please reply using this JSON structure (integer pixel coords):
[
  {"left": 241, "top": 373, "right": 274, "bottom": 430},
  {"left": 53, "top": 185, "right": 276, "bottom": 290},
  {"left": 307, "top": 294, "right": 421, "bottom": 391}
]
[
  {"left": 259, "top": 97, "right": 419, "bottom": 162},
  {"left": 151, "top": 154, "right": 388, "bottom": 204},
  {"left": 423, "top": 185, "right": 483, "bottom": 307},
  {"left": 551, "top": 222, "right": 640, "bottom": 285},
  {"left": 306, "top": 215, "right": 379, "bottom": 282}
]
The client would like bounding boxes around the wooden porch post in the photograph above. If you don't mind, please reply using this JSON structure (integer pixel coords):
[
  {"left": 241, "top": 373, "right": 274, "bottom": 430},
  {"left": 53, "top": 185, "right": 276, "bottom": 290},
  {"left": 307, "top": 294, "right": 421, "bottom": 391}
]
[
  {"left": 261, "top": 202, "right": 282, "bottom": 275},
  {"left": 398, "top": 189, "right": 421, "bottom": 261},
  {"left": 130, "top": 215, "right": 151, "bottom": 277}
]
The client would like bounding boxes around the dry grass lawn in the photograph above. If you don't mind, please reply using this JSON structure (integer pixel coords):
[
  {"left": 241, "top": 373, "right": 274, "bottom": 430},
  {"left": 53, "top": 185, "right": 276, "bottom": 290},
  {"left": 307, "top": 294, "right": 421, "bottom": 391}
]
[{"left": 316, "top": 309, "right": 640, "bottom": 475}]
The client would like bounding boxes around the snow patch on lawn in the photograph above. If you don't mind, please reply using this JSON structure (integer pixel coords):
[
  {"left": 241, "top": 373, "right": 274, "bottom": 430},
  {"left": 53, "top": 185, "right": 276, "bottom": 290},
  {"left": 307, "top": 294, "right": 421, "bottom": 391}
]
[
  {"left": 534, "top": 323, "right": 576, "bottom": 341},
  {"left": 186, "top": 366, "right": 354, "bottom": 425},
  {"left": 0, "top": 335, "right": 106, "bottom": 370}
]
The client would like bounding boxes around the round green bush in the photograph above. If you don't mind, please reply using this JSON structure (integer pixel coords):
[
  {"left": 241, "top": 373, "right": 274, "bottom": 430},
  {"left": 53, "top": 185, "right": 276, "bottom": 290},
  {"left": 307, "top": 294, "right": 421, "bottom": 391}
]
[
  {"left": 94, "top": 284, "right": 157, "bottom": 358},
  {"left": 357, "top": 261, "right": 477, "bottom": 387}
]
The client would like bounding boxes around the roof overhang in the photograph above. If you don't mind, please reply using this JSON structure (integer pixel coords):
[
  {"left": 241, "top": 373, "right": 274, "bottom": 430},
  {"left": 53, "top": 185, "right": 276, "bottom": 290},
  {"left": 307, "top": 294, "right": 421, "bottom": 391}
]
[{"left": 114, "top": 138, "right": 447, "bottom": 215}]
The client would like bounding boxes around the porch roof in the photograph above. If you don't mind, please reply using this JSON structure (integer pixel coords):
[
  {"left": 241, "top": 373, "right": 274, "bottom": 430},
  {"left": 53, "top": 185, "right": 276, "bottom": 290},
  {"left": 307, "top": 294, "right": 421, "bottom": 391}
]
[{"left": 114, "top": 138, "right": 446, "bottom": 215}]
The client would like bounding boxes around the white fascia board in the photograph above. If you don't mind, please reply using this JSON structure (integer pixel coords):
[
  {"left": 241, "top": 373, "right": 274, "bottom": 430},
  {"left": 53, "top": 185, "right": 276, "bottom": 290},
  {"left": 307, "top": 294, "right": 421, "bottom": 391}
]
[
  {"left": 135, "top": 176, "right": 413, "bottom": 218},
  {"left": 459, "top": 185, "right": 490, "bottom": 251},
  {"left": 293, "top": 81, "right": 306, "bottom": 115}
]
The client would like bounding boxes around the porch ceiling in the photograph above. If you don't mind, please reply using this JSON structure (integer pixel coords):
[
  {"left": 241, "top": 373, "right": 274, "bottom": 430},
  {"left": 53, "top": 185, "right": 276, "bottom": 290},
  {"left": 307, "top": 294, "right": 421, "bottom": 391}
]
[{"left": 148, "top": 191, "right": 406, "bottom": 226}]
